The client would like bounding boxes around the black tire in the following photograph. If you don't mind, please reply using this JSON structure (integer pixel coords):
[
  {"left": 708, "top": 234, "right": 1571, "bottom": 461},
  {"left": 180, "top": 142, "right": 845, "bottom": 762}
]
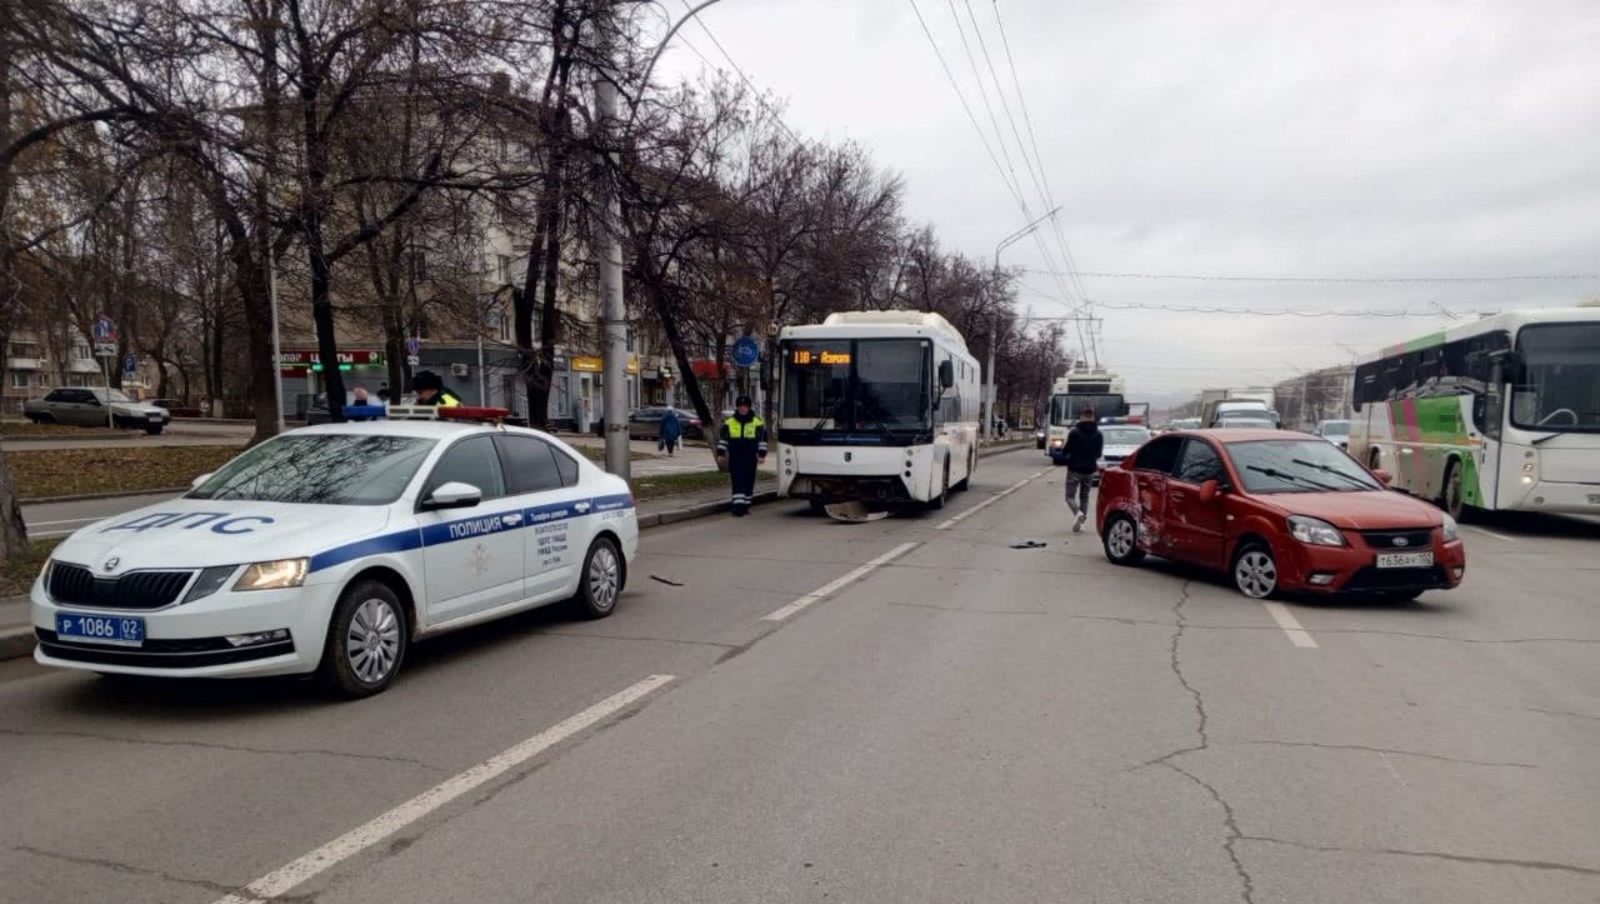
[
  {"left": 26, "top": 413, "right": 51, "bottom": 424},
  {"left": 1232, "top": 541, "right": 1280, "bottom": 600},
  {"left": 571, "top": 535, "right": 624, "bottom": 620},
  {"left": 809, "top": 496, "right": 827, "bottom": 514},
  {"left": 1439, "top": 459, "right": 1464, "bottom": 522},
  {"left": 317, "top": 579, "right": 408, "bottom": 698},
  {"left": 145, "top": 424, "right": 163, "bottom": 436},
  {"left": 1102, "top": 512, "right": 1146, "bottom": 566},
  {"left": 926, "top": 463, "right": 949, "bottom": 511}
]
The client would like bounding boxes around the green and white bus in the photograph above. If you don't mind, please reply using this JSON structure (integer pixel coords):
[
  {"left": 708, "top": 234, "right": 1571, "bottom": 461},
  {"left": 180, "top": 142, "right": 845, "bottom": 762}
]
[{"left": 1348, "top": 305, "right": 1600, "bottom": 520}]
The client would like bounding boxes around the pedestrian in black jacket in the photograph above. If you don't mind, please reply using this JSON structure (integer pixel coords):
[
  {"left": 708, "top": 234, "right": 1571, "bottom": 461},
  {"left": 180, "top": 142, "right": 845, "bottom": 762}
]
[{"left": 1063, "top": 408, "right": 1103, "bottom": 533}]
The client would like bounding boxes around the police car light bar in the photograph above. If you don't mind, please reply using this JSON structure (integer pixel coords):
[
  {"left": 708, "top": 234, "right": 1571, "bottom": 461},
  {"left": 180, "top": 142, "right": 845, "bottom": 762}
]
[{"left": 381, "top": 404, "right": 512, "bottom": 423}]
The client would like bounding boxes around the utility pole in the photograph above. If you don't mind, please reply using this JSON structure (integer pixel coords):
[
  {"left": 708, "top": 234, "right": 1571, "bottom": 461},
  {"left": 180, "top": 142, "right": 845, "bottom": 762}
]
[
  {"left": 590, "top": 0, "right": 728, "bottom": 479},
  {"left": 593, "top": 38, "right": 630, "bottom": 480},
  {"left": 989, "top": 206, "right": 1062, "bottom": 443}
]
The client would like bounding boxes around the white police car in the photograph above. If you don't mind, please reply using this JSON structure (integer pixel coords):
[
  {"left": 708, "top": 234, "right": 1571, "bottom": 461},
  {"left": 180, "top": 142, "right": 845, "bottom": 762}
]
[{"left": 30, "top": 406, "right": 638, "bottom": 697}]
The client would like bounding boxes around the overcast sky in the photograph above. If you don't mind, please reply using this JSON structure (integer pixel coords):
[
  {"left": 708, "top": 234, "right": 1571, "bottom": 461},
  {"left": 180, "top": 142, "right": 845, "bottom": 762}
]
[{"left": 652, "top": 0, "right": 1600, "bottom": 398}]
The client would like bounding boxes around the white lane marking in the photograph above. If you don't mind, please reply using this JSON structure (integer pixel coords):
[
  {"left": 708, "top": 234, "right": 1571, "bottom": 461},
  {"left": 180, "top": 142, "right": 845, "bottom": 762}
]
[
  {"left": 762, "top": 542, "right": 921, "bottom": 621},
  {"left": 1466, "top": 525, "right": 1515, "bottom": 542},
  {"left": 935, "top": 472, "right": 1045, "bottom": 530},
  {"left": 1261, "top": 601, "right": 1318, "bottom": 648},
  {"left": 209, "top": 674, "right": 676, "bottom": 904}
]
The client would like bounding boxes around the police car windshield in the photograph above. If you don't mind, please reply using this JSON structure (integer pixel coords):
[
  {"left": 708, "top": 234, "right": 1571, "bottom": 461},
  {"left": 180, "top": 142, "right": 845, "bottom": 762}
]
[{"left": 189, "top": 435, "right": 437, "bottom": 505}]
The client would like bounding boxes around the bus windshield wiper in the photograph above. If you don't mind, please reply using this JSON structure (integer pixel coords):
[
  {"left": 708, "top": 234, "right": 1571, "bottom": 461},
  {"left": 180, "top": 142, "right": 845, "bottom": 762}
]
[
  {"left": 1245, "top": 465, "right": 1339, "bottom": 492},
  {"left": 1291, "top": 458, "right": 1373, "bottom": 489}
]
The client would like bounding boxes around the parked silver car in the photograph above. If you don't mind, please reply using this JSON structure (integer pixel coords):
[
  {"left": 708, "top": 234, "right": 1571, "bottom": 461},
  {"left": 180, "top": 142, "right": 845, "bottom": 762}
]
[{"left": 24, "top": 387, "right": 170, "bottom": 434}]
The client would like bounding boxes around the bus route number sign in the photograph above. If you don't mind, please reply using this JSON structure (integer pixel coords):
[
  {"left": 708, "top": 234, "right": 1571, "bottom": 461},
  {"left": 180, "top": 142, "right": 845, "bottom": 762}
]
[{"left": 792, "top": 349, "right": 850, "bottom": 366}]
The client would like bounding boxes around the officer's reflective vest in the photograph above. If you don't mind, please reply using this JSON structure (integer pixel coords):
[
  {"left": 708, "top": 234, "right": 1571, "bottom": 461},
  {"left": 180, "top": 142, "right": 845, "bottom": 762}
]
[{"left": 722, "top": 416, "right": 764, "bottom": 440}]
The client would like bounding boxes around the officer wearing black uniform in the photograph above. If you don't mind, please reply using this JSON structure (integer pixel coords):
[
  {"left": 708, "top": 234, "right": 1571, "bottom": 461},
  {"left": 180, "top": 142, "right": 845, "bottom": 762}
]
[
  {"left": 717, "top": 395, "right": 767, "bottom": 517},
  {"left": 411, "top": 370, "right": 462, "bottom": 408}
]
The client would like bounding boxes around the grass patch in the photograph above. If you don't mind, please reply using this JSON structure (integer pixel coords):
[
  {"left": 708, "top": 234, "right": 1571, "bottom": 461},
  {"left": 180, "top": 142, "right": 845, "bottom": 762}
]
[
  {"left": 0, "top": 421, "right": 142, "bottom": 439},
  {"left": 7, "top": 445, "right": 240, "bottom": 500},
  {"left": 629, "top": 470, "right": 775, "bottom": 502},
  {"left": 1, "top": 538, "right": 60, "bottom": 598}
]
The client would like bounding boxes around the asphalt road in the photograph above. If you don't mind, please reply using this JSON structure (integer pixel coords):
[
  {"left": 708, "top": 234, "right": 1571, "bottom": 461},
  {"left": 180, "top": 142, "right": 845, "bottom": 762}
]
[{"left": 2, "top": 451, "right": 1597, "bottom": 904}]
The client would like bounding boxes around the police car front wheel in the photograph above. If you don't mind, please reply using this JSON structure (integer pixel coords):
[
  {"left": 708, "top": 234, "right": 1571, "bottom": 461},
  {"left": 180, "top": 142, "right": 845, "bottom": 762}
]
[
  {"left": 571, "top": 536, "right": 624, "bottom": 620},
  {"left": 319, "top": 580, "right": 408, "bottom": 698}
]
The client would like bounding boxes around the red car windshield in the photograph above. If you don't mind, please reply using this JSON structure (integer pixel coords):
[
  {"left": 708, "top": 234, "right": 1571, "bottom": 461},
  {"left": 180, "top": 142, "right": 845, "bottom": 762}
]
[{"left": 1228, "top": 440, "right": 1381, "bottom": 494}]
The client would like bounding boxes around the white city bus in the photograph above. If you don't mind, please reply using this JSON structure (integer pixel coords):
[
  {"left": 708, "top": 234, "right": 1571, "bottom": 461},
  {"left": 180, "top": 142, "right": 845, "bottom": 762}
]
[
  {"left": 1045, "top": 368, "right": 1127, "bottom": 464},
  {"left": 776, "top": 311, "right": 981, "bottom": 513},
  {"left": 1348, "top": 305, "right": 1600, "bottom": 519}
]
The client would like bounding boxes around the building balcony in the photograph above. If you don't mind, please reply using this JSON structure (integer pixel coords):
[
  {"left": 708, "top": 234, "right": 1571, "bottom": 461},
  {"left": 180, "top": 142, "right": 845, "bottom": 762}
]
[{"left": 7, "top": 357, "right": 42, "bottom": 371}]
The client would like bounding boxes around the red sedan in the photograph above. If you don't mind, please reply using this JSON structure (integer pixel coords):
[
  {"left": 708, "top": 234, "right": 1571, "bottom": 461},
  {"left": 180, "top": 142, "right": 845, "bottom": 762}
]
[{"left": 1096, "top": 430, "right": 1466, "bottom": 601}]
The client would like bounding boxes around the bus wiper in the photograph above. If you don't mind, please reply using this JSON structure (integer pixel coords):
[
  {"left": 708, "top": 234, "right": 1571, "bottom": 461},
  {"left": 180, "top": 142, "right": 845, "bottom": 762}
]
[
  {"left": 1245, "top": 465, "right": 1339, "bottom": 492},
  {"left": 1291, "top": 458, "right": 1372, "bottom": 488}
]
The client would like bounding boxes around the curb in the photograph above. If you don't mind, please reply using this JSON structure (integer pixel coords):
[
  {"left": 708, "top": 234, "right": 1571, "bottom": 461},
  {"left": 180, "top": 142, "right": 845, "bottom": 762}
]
[
  {"left": 1, "top": 433, "right": 147, "bottom": 444},
  {"left": 22, "top": 487, "right": 190, "bottom": 506},
  {"left": 978, "top": 442, "right": 1032, "bottom": 459},
  {"left": 636, "top": 489, "right": 779, "bottom": 530},
  {"left": 0, "top": 626, "right": 33, "bottom": 662}
]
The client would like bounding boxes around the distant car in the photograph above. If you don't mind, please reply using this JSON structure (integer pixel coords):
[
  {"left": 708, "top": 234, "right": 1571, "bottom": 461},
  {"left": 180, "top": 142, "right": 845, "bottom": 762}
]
[
  {"left": 31, "top": 409, "right": 639, "bottom": 696},
  {"left": 1097, "top": 429, "right": 1465, "bottom": 601},
  {"left": 1316, "top": 419, "right": 1351, "bottom": 450},
  {"left": 1170, "top": 418, "right": 1201, "bottom": 431},
  {"left": 24, "top": 388, "right": 169, "bottom": 434},
  {"left": 627, "top": 407, "right": 705, "bottom": 441},
  {"left": 1035, "top": 426, "right": 1047, "bottom": 449},
  {"left": 1095, "top": 425, "right": 1152, "bottom": 483},
  {"left": 148, "top": 398, "right": 204, "bottom": 418},
  {"left": 1214, "top": 412, "right": 1278, "bottom": 430}
]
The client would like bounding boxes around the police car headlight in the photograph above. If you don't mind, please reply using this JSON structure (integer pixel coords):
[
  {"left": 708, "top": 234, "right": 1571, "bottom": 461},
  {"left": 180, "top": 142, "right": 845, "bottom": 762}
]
[{"left": 234, "top": 558, "right": 309, "bottom": 591}]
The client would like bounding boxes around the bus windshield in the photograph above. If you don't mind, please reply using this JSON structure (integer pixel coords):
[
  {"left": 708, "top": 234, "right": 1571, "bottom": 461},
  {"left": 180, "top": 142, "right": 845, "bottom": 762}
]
[
  {"left": 782, "top": 339, "right": 931, "bottom": 433},
  {"left": 1513, "top": 323, "right": 1600, "bottom": 432},
  {"left": 1050, "top": 393, "right": 1125, "bottom": 426}
]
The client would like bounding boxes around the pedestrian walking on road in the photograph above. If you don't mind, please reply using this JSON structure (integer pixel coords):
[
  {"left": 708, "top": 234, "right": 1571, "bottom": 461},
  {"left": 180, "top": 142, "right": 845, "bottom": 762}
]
[
  {"left": 1063, "top": 407, "right": 1103, "bottom": 533},
  {"left": 658, "top": 407, "right": 682, "bottom": 456},
  {"left": 717, "top": 395, "right": 767, "bottom": 517}
]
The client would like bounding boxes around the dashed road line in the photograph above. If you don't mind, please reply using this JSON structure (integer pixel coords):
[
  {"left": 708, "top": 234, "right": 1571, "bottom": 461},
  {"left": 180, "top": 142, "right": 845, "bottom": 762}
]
[
  {"left": 762, "top": 542, "right": 922, "bottom": 621},
  {"left": 935, "top": 470, "right": 1048, "bottom": 530},
  {"left": 1262, "top": 601, "right": 1318, "bottom": 648},
  {"left": 209, "top": 674, "right": 676, "bottom": 904}
]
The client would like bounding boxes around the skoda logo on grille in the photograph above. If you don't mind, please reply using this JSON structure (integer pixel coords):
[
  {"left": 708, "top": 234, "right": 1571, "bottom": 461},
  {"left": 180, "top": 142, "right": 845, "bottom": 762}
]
[
  {"left": 1392, "top": 537, "right": 1409, "bottom": 548},
  {"left": 103, "top": 557, "right": 120, "bottom": 573}
]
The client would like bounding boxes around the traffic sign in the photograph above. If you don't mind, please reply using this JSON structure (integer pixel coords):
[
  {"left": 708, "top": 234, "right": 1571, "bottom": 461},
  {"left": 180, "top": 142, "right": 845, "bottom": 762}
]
[
  {"left": 406, "top": 355, "right": 421, "bottom": 367},
  {"left": 93, "top": 343, "right": 117, "bottom": 358},
  {"left": 407, "top": 337, "right": 421, "bottom": 356},
  {"left": 732, "top": 336, "right": 761, "bottom": 368},
  {"left": 92, "top": 315, "right": 117, "bottom": 343},
  {"left": 123, "top": 354, "right": 138, "bottom": 374}
]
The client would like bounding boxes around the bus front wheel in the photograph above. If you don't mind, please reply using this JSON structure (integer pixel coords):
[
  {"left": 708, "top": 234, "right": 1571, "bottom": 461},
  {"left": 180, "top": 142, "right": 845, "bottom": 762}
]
[{"left": 1440, "top": 459, "right": 1465, "bottom": 522}]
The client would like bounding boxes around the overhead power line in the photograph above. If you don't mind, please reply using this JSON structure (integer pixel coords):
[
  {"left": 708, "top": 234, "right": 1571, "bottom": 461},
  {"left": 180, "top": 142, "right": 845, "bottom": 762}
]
[
  {"left": 1023, "top": 269, "right": 1600, "bottom": 284},
  {"left": 1014, "top": 302, "right": 1501, "bottom": 319},
  {"left": 675, "top": 0, "right": 803, "bottom": 145}
]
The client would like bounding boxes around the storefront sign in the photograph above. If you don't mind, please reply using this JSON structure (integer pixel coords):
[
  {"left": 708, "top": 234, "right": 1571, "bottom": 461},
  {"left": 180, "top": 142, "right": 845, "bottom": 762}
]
[{"left": 571, "top": 356, "right": 603, "bottom": 373}]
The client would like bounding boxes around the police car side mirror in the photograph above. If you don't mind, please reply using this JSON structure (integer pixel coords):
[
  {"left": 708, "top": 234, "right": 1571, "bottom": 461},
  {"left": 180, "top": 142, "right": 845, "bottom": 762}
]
[{"left": 422, "top": 481, "right": 482, "bottom": 511}]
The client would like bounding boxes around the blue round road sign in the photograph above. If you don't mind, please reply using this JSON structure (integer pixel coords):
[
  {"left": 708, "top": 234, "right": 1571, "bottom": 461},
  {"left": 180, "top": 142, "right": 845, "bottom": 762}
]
[{"left": 732, "top": 336, "right": 761, "bottom": 368}]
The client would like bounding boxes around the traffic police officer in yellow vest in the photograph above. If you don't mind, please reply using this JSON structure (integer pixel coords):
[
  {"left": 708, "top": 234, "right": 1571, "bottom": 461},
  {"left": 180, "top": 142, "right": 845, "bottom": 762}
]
[{"left": 717, "top": 395, "right": 767, "bottom": 517}]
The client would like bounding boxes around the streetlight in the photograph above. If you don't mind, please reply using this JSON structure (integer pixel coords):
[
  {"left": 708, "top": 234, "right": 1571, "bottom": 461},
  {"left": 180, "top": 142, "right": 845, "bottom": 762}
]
[
  {"left": 592, "top": 0, "right": 730, "bottom": 479},
  {"left": 986, "top": 205, "right": 1062, "bottom": 442}
]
